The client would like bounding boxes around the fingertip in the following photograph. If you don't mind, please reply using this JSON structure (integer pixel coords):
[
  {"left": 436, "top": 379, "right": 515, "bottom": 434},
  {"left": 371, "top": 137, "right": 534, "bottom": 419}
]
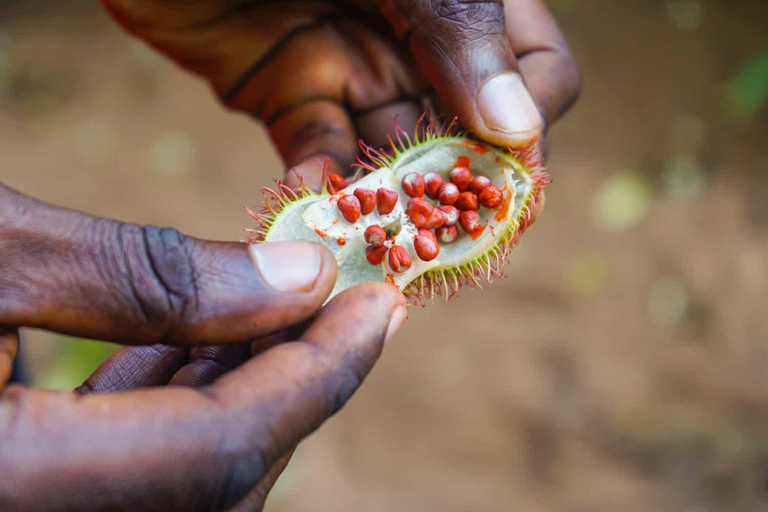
[
  {"left": 248, "top": 240, "right": 337, "bottom": 297},
  {"left": 475, "top": 72, "right": 544, "bottom": 149}
]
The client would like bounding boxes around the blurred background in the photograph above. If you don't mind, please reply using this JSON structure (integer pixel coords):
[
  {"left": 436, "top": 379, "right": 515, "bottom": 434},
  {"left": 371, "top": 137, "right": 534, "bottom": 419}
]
[{"left": 1, "top": 0, "right": 768, "bottom": 510}]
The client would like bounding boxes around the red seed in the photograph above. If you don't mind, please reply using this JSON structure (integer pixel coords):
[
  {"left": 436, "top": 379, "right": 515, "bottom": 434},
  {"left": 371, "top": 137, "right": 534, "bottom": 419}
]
[
  {"left": 479, "top": 185, "right": 503, "bottom": 209},
  {"left": 354, "top": 188, "right": 377, "bottom": 215},
  {"left": 418, "top": 229, "right": 437, "bottom": 243},
  {"left": 414, "top": 233, "right": 440, "bottom": 261},
  {"left": 365, "top": 244, "right": 388, "bottom": 265},
  {"left": 439, "top": 205, "right": 459, "bottom": 226},
  {"left": 424, "top": 172, "right": 444, "bottom": 199},
  {"left": 436, "top": 225, "right": 459, "bottom": 244},
  {"left": 438, "top": 183, "right": 460, "bottom": 206},
  {"left": 376, "top": 188, "right": 398, "bottom": 215},
  {"left": 469, "top": 175, "right": 492, "bottom": 195},
  {"left": 449, "top": 166, "right": 473, "bottom": 192},
  {"left": 423, "top": 208, "right": 446, "bottom": 229},
  {"left": 401, "top": 172, "right": 425, "bottom": 198},
  {"left": 337, "top": 195, "right": 361, "bottom": 223},
  {"left": 407, "top": 198, "right": 435, "bottom": 229},
  {"left": 364, "top": 225, "right": 387, "bottom": 247},
  {"left": 455, "top": 191, "right": 479, "bottom": 211},
  {"left": 459, "top": 210, "right": 482, "bottom": 235},
  {"left": 329, "top": 173, "right": 347, "bottom": 194},
  {"left": 388, "top": 244, "right": 412, "bottom": 273}
]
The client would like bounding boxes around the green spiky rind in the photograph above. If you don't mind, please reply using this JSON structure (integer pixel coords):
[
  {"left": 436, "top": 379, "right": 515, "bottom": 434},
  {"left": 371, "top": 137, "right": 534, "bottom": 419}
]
[
  {"left": 402, "top": 142, "right": 549, "bottom": 305},
  {"left": 245, "top": 115, "right": 550, "bottom": 304}
]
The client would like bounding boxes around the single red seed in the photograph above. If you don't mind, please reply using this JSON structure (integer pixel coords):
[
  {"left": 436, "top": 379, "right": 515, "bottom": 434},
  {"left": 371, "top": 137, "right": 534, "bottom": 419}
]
[
  {"left": 459, "top": 210, "right": 482, "bottom": 235},
  {"left": 418, "top": 229, "right": 437, "bottom": 243},
  {"left": 449, "top": 166, "right": 473, "bottom": 192},
  {"left": 439, "top": 205, "right": 459, "bottom": 226},
  {"left": 436, "top": 225, "right": 459, "bottom": 244},
  {"left": 354, "top": 188, "right": 377, "bottom": 215},
  {"left": 364, "top": 225, "right": 387, "bottom": 247},
  {"left": 469, "top": 175, "right": 492, "bottom": 195},
  {"left": 455, "top": 191, "right": 479, "bottom": 211},
  {"left": 388, "top": 244, "right": 412, "bottom": 273},
  {"left": 479, "top": 185, "right": 503, "bottom": 209},
  {"left": 424, "top": 172, "right": 444, "bottom": 199},
  {"left": 329, "top": 173, "right": 347, "bottom": 194},
  {"left": 337, "top": 195, "right": 361, "bottom": 223},
  {"left": 376, "top": 188, "right": 398, "bottom": 215},
  {"left": 414, "top": 233, "right": 440, "bottom": 262},
  {"left": 365, "top": 244, "right": 388, "bottom": 265},
  {"left": 407, "top": 198, "right": 435, "bottom": 229},
  {"left": 401, "top": 172, "right": 425, "bottom": 198},
  {"left": 438, "top": 183, "right": 460, "bottom": 206},
  {"left": 423, "top": 208, "right": 446, "bottom": 229}
]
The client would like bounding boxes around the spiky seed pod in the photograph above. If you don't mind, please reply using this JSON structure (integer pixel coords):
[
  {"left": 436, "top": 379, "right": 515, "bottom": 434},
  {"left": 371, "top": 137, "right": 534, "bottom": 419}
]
[
  {"left": 401, "top": 172, "right": 426, "bottom": 197},
  {"left": 478, "top": 185, "right": 503, "bottom": 209},
  {"left": 438, "top": 183, "right": 460, "bottom": 206},
  {"left": 459, "top": 210, "right": 482, "bottom": 235},
  {"left": 376, "top": 188, "right": 398, "bottom": 215},
  {"left": 365, "top": 244, "right": 388, "bottom": 265},
  {"left": 439, "top": 205, "right": 459, "bottom": 226},
  {"left": 455, "top": 191, "right": 479, "bottom": 211},
  {"left": 469, "top": 175, "right": 492, "bottom": 195},
  {"left": 436, "top": 225, "right": 459, "bottom": 244},
  {"left": 354, "top": 188, "right": 377, "bottom": 215},
  {"left": 389, "top": 245, "right": 412, "bottom": 273},
  {"left": 449, "top": 167, "right": 473, "bottom": 192},
  {"left": 424, "top": 172, "right": 444, "bottom": 199},
  {"left": 337, "top": 195, "right": 361, "bottom": 223},
  {"left": 414, "top": 233, "right": 440, "bottom": 261},
  {"left": 329, "top": 174, "right": 347, "bottom": 194},
  {"left": 364, "top": 225, "right": 387, "bottom": 247},
  {"left": 248, "top": 116, "right": 549, "bottom": 303}
]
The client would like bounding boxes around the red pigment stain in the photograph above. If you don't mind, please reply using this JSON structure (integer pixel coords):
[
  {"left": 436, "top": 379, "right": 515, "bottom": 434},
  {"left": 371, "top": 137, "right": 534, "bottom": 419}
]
[
  {"left": 384, "top": 273, "right": 396, "bottom": 286},
  {"left": 332, "top": 218, "right": 339, "bottom": 225},
  {"left": 495, "top": 157, "right": 502, "bottom": 164},
  {"left": 494, "top": 183, "right": 512, "bottom": 222},
  {"left": 470, "top": 225, "right": 486, "bottom": 240},
  {"left": 336, "top": 237, "right": 346, "bottom": 246},
  {"left": 314, "top": 228, "right": 328, "bottom": 241},
  {"left": 454, "top": 155, "right": 470, "bottom": 168},
  {"left": 461, "top": 140, "right": 488, "bottom": 154}
]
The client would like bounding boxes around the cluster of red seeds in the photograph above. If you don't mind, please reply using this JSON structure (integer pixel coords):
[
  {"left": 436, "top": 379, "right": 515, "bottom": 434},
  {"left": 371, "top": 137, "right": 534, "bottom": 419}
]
[
  {"left": 399, "top": 163, "right": 502, "bottom": 265},
  {"left": 331, "top": 162, "right": 502, "bottom": 273}
]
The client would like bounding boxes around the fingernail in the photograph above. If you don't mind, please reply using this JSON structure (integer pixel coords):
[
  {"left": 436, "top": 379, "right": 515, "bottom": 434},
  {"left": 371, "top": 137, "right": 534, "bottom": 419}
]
[
  {"left": 287, "top": 159, "right": 326, "bottom": 192},
  {"left": 249, "top": 241, "right": 323, "bottom": 293},
  {"left": 384, "top": 305, "right": 408, "bottom": 345},
  {"left": 477, "top": 73, "right": 543, "bottom": 145}
]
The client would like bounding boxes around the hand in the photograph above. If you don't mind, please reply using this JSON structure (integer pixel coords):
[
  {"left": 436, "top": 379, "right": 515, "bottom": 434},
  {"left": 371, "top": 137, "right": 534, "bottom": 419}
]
[
  {"left": 101, "top": 0, "right": 580, "bottom": 188},
  {"left": 0, "top": 184, "right": 408, "bottom": 511}
]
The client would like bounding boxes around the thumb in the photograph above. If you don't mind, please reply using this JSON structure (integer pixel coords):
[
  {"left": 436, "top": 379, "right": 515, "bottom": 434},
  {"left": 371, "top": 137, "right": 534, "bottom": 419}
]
[
  {"left": 382, "top": 0, "right": 543, "bottom": 148},
  {"left": 0, "top": 184, "right": 337, "bottom": 345}
]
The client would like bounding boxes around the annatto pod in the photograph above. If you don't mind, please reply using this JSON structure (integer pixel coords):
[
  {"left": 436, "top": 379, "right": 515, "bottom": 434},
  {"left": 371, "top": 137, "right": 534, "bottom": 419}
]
[{"left": 246, "top": 119, "right": 549, "bottom": 303}]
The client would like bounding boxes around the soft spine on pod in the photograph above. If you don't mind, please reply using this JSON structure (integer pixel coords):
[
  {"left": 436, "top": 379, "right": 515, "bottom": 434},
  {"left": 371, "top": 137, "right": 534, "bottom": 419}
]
[{"left": 244, "top": 115, "right": 550, "bottom": 304}]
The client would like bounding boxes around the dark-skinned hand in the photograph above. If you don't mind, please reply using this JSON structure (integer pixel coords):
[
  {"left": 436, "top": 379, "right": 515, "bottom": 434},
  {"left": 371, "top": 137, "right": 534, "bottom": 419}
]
[
  {"left": 1, "top": 0, "right": 579, "bottom": 509},
  {"left": 0, "top": 184, "right": 408, "bottom": 511}
]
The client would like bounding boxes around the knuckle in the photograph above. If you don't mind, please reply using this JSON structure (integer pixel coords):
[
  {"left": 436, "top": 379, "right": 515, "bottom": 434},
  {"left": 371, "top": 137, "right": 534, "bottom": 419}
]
[
  {"left": 120, "top": 224, "right": 200, "bottom": 338},
  {"left": 407, "top": 0, "right": 505, "bottom": 37}
]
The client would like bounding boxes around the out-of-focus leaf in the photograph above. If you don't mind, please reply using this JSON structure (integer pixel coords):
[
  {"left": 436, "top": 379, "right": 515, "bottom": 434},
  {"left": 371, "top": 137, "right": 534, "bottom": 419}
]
[
  {"left": 662, "top": 153, "right": 707, "bottom": 200},
  {"left": 36, "top": 337, "right": 118, "bottom": 390},
  {"left": 563, "top": 248, "right": 609, "bottom": 297},
  {"left": 721, "top": 45, "right": 768, "bottom": 124},
  {"left": 593, "top": 171, "right": 653, "bottom": 231},
  {"left": 665, "top": 0, "right": 704, "bottom": 32}
]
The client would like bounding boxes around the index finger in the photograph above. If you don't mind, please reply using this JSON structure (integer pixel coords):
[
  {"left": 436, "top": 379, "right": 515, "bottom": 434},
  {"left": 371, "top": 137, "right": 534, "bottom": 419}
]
[{"left": 0, "top": 282, "right": 407, "bottom": 511}]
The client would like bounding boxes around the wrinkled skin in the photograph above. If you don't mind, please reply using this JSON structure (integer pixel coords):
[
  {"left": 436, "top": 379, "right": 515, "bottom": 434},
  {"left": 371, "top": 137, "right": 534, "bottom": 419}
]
[{"left": 0, "top": 1, "right": 578, "bottom": 510}]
